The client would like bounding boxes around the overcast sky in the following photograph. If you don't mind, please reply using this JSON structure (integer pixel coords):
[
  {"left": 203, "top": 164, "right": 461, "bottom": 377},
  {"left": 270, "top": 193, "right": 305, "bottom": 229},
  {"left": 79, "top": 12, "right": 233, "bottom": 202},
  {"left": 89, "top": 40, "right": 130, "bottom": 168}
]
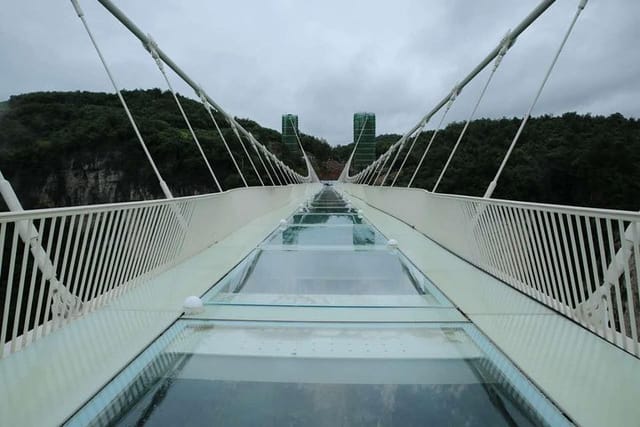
[{"left": 1, "top": 1, "right": 638, "bottom": 145}]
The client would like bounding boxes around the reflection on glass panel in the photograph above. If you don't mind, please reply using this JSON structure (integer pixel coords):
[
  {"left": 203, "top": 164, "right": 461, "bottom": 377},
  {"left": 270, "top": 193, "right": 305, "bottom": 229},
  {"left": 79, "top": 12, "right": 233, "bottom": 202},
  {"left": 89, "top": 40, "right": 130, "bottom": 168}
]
[
  {"left": 68, "top": 322, "right": 570, "bottom": 427},
  {"left": 290, "top": 214, "right": 364, "bottom": 225},
  {"left": 234, "top": 250, "right": 422, "bottom": 295},
  {"left": 204, "top": 249, "right": 451, "bottom": 307},
  {"left": 265, "top": 225, "right": 385, "bottom": 247},
  {"left": 307, "top": 207, "right": 355, "bottom": 213}
]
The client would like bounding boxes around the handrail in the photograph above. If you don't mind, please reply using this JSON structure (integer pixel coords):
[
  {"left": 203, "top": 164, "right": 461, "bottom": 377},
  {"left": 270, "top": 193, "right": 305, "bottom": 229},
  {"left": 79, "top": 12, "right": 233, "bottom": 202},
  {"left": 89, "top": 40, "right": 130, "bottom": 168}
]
[
  {"left": 0, "top": 184, "right": 317, "bottom": 358},
  {"left": 0, "top": 185, "right": 299, "bottom": 222},
  {"left": 352, "top": 186, "right": 640, "bottom": 222},
  {"left": 341, "top": 183, "right": 640, "bottom": 357}
]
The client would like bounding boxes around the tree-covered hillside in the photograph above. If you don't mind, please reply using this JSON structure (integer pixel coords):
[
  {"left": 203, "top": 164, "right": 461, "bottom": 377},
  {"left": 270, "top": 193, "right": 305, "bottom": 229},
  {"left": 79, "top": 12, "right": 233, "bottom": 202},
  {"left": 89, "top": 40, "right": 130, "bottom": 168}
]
[
  {"left": 0, "top": 90, "right": 638, "bottom": 212},
  {"left": 0, "top": 90, "right": 333, "bottom": 209},
  {"left": 338, "top": 113, "right": 640, "bottom": 212}
]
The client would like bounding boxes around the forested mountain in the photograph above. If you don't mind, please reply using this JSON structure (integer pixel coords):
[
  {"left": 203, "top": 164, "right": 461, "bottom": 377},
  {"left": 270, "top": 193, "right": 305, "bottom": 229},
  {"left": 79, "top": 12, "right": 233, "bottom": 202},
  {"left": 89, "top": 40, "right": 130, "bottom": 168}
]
[
  {"left": 0, "top": 90, "right": 638, "bottom": 212},
  {"left": 341, "top": 114, "right": 640, "bottom": 212},
  {"left": 0, "top": 90, "right": 331, "bottom": 209}
]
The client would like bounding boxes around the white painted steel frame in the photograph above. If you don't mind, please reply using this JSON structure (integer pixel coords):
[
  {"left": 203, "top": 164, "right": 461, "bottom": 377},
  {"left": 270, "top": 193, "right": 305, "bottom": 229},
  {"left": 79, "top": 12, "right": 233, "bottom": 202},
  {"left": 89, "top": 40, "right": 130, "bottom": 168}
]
[
  {"left": 340, "top": 184, "right": 640, "bottom": 357},
  {"left": 0, "top": 185, "right": 316, "bottom": 358}
]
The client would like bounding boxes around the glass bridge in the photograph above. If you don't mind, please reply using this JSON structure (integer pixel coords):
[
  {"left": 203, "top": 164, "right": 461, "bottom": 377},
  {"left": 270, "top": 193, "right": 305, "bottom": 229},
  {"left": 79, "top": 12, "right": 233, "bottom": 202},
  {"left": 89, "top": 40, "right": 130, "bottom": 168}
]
[{"left": 65, "top": 186, "right": 570, "bottom": 426}]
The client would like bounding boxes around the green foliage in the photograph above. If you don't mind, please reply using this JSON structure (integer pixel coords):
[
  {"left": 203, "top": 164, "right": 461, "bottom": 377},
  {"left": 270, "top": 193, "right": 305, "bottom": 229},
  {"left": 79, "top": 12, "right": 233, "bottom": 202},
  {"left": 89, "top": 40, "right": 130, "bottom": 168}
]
[
  {"left": 0, "top": 90, "right": 638, "bottom": 211},
  {"left": 366, "top": 113, "right": 640, "bottom": 211},
  {"left": 0, "top": 90, "right": 334, "bottom": 208}
]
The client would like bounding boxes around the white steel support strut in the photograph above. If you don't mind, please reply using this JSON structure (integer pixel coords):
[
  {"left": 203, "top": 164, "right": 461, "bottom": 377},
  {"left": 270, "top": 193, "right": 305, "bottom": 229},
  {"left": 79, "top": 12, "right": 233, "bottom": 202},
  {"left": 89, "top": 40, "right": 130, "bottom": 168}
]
[
  {"left": 92, "top": 0, "right": 312, "bottom": 184},
  {"left": 71, "top": 0, "right": 174, "bottom": 201},
  {"left": 408, "top": 89, "right": 458, "bottom": 188},
  {"left": 199, "top": 93, "right": 248, "bottom": 187},
  {"left": 230, "top": 124, "right": 264, "bottom": 186},
  {"left": 0, "top": 171, "right": 83, "bottom": 320},
  {"left": 433, "top": 31, "right": 513, "bottom": 192},
  {"left": 249, "top": 134, "right": 276, "bottom": 185},
  {"left": 484, "top": 0, "right": 588, "bottom": 199},
  {"left": 340, "top": 0, "right": 557, "bottom": 184},
  {"left": 391, "top": 121, "right": 427, "bottom": 186},
  {"left": 145, "top": 35, "right": 223, "bottom": 192}
]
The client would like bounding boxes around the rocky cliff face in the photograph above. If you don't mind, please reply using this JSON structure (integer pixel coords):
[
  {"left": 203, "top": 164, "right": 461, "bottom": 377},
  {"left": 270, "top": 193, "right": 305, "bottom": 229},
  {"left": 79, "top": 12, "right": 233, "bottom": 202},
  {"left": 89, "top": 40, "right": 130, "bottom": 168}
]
[
  {"left": 34, "top": 160, "right": 148, "bottom": 208},
  {"left": 5, "top": 149, "right": 151, "bottom": 209}
]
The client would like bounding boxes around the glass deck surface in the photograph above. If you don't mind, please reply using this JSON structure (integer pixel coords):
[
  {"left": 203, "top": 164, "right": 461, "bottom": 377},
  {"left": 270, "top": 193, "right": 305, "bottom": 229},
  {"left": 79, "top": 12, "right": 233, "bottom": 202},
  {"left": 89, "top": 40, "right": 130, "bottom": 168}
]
[
  {"left": 67, "top": 322, "right": 569, "bottom": 427},
  {"left": 66, "top": 186, "right": 572, "bottom": 426},
  {"left": 264, "top": 224, "right": 387, "bottom": 247},
  {"left": 290, "top": 213, "right": 365, "bottom": 225}
]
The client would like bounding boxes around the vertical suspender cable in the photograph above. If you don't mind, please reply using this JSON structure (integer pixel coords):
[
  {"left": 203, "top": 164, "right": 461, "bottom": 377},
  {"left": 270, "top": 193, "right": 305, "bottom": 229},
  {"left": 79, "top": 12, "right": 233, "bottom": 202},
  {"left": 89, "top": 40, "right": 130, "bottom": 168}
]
[
  {"left": 390, "top": 122, "right": 426, "bottom": 186},
  {"left": 408, "top": 89, "right": 458, "bottom": 188},
  {"left": 71, "top": 0, "right": 173, "bottom": 200},
  {"left": 367, "top": 156, "right": 384, "bottom": 185},
  {"left": 342, "top": 116, "right": 369, "bottom": 178},
  {"left": 283, "top": 163, "right": 295, "bottom": 184},
  {"left": 374, "top": 150, "right": 394, "bottom": 185},
  {"left": 433, "top": 32, "right": 512, "bottom": 193},
  {"left": 362, "top": 0, "right": 557, "bottom": 187},
  {"left": 381, "top": 136, "right": 408, "bottom": 186},
  {"left": 250, "top": 135, "right": 276, "bottom": 185},
  {"left": 289, "top": 117, "right": 315, "bottom": 182},
  {"left": 280, "top": 161, "right": 291, "bottom": 184},
  {"left": 264, "top": 149, "right": 283, "bottom": 185},
  {"left": 230, "top": 123, "right": 264, "bottom": 185},
  {"left": 369, "top": 155, "right": 385, "bottom": 184},
  {"left": 199, "top": 94, "right": 248, "bottom": 187},
  {"left": 484, "top": 0, "right": 588, "bottom": 198},
  {"left": 92, "top": 0, "right": 317, "bottom": 189},
  {"left": 275, "top": 159, "right": 289, "bottom": 184},
  {"left": 145, "top": 36, "right": 223, "bottom": 192}
]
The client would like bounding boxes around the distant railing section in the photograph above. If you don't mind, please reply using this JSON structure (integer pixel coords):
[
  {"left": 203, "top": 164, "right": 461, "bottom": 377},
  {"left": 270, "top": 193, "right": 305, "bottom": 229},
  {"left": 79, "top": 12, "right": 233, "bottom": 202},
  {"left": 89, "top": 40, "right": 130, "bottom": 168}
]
[
  {"left": 0, "top": 186, "right": 304, "bottom": 358},
  {"left": 342, "top": 185, "right": 640, "bottom": 357}
]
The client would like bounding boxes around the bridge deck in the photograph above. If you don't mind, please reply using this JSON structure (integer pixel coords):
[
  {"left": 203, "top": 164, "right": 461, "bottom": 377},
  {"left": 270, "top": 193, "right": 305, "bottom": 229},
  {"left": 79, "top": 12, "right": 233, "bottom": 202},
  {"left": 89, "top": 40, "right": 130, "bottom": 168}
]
[
  {"left": 344, "top": 186, "right": 640, "bottom": 427},
  {"left": 0, "top": 185, "right": 638, "bottom": 426},
  {"left": 0, "top": 188, "right": 313, "bottom": 426}
]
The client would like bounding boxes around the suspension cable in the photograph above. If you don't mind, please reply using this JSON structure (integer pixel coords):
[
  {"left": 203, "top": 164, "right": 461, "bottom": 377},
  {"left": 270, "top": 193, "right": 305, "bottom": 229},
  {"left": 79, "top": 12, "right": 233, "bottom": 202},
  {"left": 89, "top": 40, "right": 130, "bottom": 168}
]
[
  {"left": 274, "top": 156, "right": 288, "bottom": 184},
  {"left": 282, "top": 162, "right": 295, "bottom": 184},
  {"left": 248, "top": 134, "right": 275, "bottom": 185},
  {"left": 484, "top": 0, "right": 588, "bottom": 198},
  {"left": 433, "top": 32, "right": 513, "bottom": 193},
  {"left": 380, "top": 138, "right": 406, "bottom": 185},
  {"left": 288, "top": 117, "right": 311, "bottom": 181},
  {"left": 71, "top": 0, "right": 173, "bottom": 200},
  {"left": 356, "top": 167, "right": 367, "bottom": 183},
  {"left": 199, "top": 93, "right": 248, "bottom": 187},
  {"left": 264, "top": 149, "right": 283, "bottom": 185},
  {"left": 407, "top": 88, "right": 459, "bottom": 188},
  {"left": 367, "top": 154, "right": 385, "bottom": 185},
  {"left": 87, "top": 0, "right": 306, "bottom": 188},
  {"left": 374, "top": 149, "right": 394, "bottom": 185},
  {"left": 348, "top": 115, "right": 369, "bottom": 176},
  {"left": 230, "top": 122, "right": 264, "bottom": 185},
  {"left": 362, "top": 165, "right": 374, "bottom": 184},
  {"left": 145, "top": 36, "right": 223, "bottom": 192},
  {"left": 390, "top": 121, "right": 426, "bottom": 186},
  {"left": 277, "top": 159, "right": 290, "bottom": 184},
  {"left": 352, "top": 0, "right": 557, "bottom": 187},
  {"left": 363, "top": 163, "right": 374, "bottom": 184}
]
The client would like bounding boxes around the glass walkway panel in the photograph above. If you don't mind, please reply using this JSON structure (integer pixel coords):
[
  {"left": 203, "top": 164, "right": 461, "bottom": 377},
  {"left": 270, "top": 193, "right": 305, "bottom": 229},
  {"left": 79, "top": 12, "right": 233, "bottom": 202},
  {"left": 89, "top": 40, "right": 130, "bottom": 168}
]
[{"left": 65, "top": 186, "right": 572, "bottom": 426}]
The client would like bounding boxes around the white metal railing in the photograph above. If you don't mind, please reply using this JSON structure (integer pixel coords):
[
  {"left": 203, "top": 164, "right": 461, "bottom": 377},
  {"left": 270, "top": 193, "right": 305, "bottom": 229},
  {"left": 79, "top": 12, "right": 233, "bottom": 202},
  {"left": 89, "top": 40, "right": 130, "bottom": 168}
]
[
  {"left": 342, "top": 185, "right": 640, "bottom": 357},
  {"left": 0, "top": 185, "right": 308, "bottom": 358}
]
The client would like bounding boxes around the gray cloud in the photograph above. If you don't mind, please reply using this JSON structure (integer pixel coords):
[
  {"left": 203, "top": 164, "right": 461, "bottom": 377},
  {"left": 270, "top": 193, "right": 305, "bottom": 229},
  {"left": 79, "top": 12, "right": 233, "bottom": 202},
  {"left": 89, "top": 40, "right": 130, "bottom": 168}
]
[{"left": 1, "top": 0, "right": 638, "bottom": 145}]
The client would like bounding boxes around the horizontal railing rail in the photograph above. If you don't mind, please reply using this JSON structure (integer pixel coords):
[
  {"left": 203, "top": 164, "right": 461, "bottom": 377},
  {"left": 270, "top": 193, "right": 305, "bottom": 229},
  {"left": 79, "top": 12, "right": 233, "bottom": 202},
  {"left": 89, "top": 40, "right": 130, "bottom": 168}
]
[
  {"left": 0, "top": 184, "right": 310, "bottom": 358},
  {"left": 342, "top": 184, "right": 640, "bottom": 357}
]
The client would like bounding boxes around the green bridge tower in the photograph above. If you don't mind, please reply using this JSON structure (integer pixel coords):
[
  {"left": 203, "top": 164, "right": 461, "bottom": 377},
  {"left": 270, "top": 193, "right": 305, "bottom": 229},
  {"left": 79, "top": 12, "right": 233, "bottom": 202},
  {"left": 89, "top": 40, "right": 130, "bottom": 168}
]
[
  {"left": 353, "top": 112, "right": 376, "bottom": 171},
  {"left": 282, "top": 114, "right": 299, "bottom": 153}
]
